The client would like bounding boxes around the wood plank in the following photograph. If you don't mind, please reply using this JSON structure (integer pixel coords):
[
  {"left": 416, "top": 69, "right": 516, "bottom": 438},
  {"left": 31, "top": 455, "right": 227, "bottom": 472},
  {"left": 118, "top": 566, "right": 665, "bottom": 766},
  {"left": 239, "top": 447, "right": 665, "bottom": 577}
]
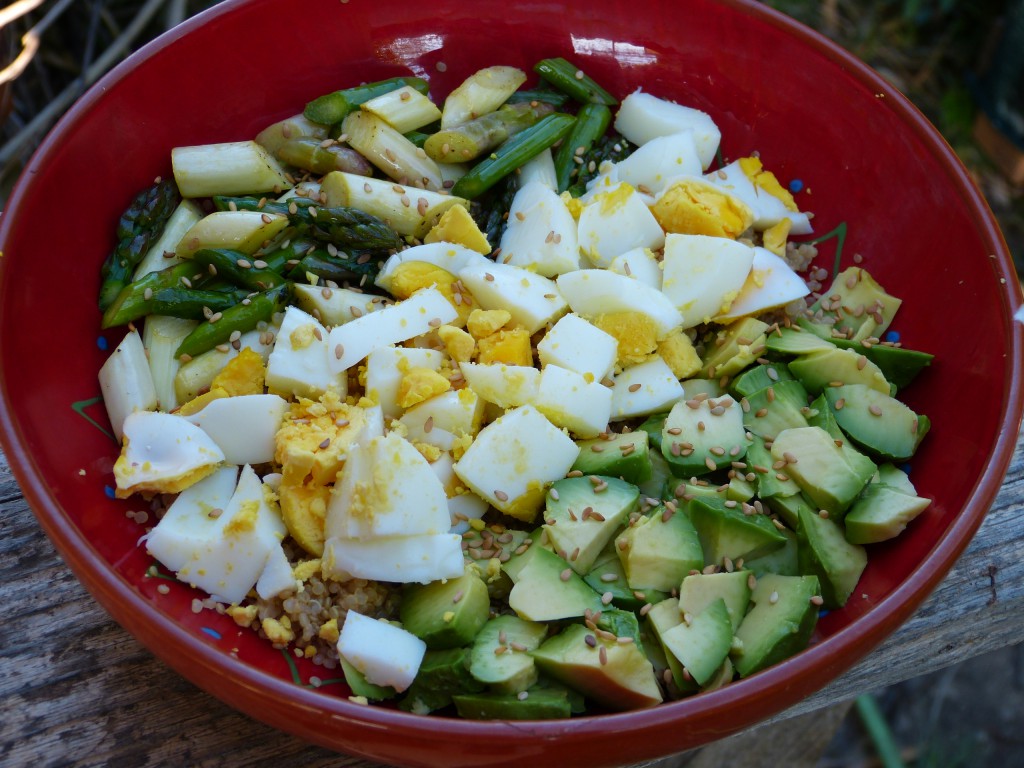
[{"left": 2, "top": 429, "right": 1022, "bottom": 767}]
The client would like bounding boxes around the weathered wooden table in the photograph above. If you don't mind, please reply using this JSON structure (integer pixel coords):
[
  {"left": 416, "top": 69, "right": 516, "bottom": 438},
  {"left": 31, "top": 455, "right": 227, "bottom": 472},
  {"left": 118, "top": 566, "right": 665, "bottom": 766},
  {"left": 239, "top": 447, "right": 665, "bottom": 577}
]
[{"left": 2, "top": 430, "right": 1022, "bottom": 768}]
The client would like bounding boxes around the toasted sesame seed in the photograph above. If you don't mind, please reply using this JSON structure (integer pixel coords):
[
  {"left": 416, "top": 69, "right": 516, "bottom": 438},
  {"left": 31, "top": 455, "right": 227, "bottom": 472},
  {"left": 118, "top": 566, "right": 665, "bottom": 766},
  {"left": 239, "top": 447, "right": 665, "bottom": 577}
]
[
  {"left": 869, "top": 404, "right": 883, "bottom": 416},
  {"left": 628, "top": 383, "right": 642, "bottom": 392},
  {"left": 494, "top": 489, "right": 509, "bottom": 502},
  {"left": 705, "top": 457, "right": 717, "bottom": 471},
  {"left": 560, "top": 568, "right": 573, "bottom": 582},
  {"left": 335, "top": 344, "right": 344, "bottom": 359},
  {"left": 585, "top": 634, "right": 597, "bottom": 648},
  {"left": 769, "top": 590, "right": 780, "bottom": 605},
  {"left": 810, "top": 595, "right": 825, "bottom": 606},
  {"left": 600, "top": 572, "right": 617, "bottom": 583}
]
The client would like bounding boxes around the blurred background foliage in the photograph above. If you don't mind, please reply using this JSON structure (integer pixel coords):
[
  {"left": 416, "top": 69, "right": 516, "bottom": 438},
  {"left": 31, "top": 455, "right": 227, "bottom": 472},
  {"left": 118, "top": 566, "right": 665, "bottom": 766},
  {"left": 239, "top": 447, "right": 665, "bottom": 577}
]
[{"left": 1, "top": 0, "right": 1021, "bottom": 266}]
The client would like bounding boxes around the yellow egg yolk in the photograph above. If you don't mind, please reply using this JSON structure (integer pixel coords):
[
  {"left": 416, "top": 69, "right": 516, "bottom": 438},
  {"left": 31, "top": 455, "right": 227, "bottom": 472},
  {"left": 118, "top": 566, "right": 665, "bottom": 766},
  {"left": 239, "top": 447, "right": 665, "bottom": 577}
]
[{"left": 651, "top": 178, "right": 754, "bottom": 239}]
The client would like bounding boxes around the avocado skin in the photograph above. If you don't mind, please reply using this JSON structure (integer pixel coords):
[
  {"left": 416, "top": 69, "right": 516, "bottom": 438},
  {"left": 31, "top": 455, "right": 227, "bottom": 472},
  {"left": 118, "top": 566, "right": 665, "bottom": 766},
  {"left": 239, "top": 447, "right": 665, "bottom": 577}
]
[
  {"left": 398, "top": 648, "right": 484, "bottom": 713},
  {"left": 452, "top": 687, "right": 572, "bottom": 720}
]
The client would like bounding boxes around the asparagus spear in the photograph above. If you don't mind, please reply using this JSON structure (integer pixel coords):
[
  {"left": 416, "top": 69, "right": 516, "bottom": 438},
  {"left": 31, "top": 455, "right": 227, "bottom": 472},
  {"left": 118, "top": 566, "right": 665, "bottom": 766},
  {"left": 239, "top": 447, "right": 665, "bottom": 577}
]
[
  {"left": 505, "top": 88, "right": 571, "bottom": 108},
  {"left": 101, "top": 261, "right": 210, "bottom": 329},
  {"left": 565, "top": 132, "right": 636, "bottom": 196},
  {"left": 450, "top": 113, "right": 576, "bottom": 199},
  {"left": 149, "top": 287, "right": 251, "bottom": 320},
  {"left": 534, "top": 57, "right": 618, "bottom": 106},
  {"left": 98, "top": 179, "right": 181, "bottom": 310},
  {"left": 190, "top": 248, "right": 290, "bottom": 292},
  {"left": 423, "top": 102, "right": 554, "bottom": 163},
  {"left": 175, "top": 283, "right": 291, "bottom": 360},
  {"left": 304, "top": 77, "right": 431, "bottom": 127},
  {"left": 553, "top": 103, "right": 612, "bottom": 192},
  {"left": 287, "top": 249, "right": 384, "bottom": 288},
  {"left": 275, "top": 138, "right": 374, "bottom": 177}
]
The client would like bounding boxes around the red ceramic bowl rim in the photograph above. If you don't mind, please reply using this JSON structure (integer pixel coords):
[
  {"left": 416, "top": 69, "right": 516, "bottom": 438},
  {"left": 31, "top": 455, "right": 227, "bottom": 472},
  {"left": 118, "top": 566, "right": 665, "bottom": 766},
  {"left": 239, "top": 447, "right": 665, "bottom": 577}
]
[{"left": 2, "top": 0, "right": 1022, "bottom": 757}]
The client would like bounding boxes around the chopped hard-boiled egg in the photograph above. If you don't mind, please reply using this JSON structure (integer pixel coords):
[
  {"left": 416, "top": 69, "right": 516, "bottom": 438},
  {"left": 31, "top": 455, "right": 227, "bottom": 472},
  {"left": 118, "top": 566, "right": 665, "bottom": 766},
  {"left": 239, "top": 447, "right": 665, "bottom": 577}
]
[
  {"left": 499, "top": 181, "right": 580, "bottom": 277},
  {"left": 602, "top": 130, "right": 704, "bottom": 195},
  {"left": 336, "top": 610, "right": 427, "bottom": 692},
  {"left": 460, "top": 362, "right": 540, "bottom": 409},
  {"left": 458, "top": 261, "right": 567, "bottom": 334},
  {"left": 453, "top": 404, "right": 580, "bottom": 522},
  {"left": 423, "top": 203, "right": 492, "bottom": 254},
  {"left": 577, "top": 182, "right": 665, "bottom": 268},
  {"left": 375, "top": 241, "right": 490, "bottom": 294},
  {"left": 324, "top": 532, "right": 465, "bottom": 584},
  {"left": 661, "top": 233, "right": 757, "bottom": 328},
  {"left": 609, "top": 357, "right": 685, "bottom": 420},
  {"left": 614, "top": 89, "right": 721, "bottom": 169},
  {"left": 714, "top": 246, "right": 810, "bottom": 322},
  {"left": 114, "top": 410, "right": 225, "bottom": 498},
  {"left": 265, "top": 306, "right": 346, "bottom": 399},
  {"left": 703, "top": 158, "right": 813, "bottom": 235},
  {"left": 650, "top": 176, "right": 755, "bottom": 239},
  {"left": 536, "top": 313, "right": 618, "bottom": 382},
  {"left": 533, "top": 364, "right": 613, "bottom": 438},
  {"left": 184, "top": 394, "right": 289, "bottom": 465},
  {"left": 400, "top": 387, "right": 484, "bottom": 451},
  {"left": 556, "top": 269, "right": 683, "bottom": 337},
  {"left": 364, "top": 346, "right": 445, "bottom": 418},
  {"left": 608, "top": 246, "right": 663, "bottom": 290}
]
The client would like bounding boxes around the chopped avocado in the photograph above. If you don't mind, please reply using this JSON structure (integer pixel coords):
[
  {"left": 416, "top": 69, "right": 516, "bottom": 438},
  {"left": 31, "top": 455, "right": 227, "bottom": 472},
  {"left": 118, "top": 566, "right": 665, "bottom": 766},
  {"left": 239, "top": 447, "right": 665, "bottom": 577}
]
[
  {"left": 770, "top": 426, "right": 876, "bottom": 518},
  {"left": 829, "top": 336, "right": 933, "bottom": 391},
  {"left": 762, "top": 491, "right": 812, "bottom": 530},
  {"left": 530, "top": 623, "right": 663, "bottom": 711},
  {"left": 678, "top": 571, "right": 753, "bottom": 632},
  {"left": 701, "top": 656, "right": 735, "bottom": 692},
  {"left": 726, "top": 474, "right": 756, "bottom": 502},
  {"left": 665, "top": 478, "right": 727, "bottom": 512},
  {"left": 806, "top": 394, "right": 879, "bottom": 484},
  {"left": 543, "top": 475, "right": 638, "bottom": 574},
  {"left": 796, "top": 505, "right": 867, "bottom": 608},
  {"left": 638, "top": 449, "right": 674, "bottom": 500},
  {"left": 571, "top": 431, "right": 653, "bottom": 485},
  {"left": 742, "top": 526, "right": 800, "bottom": 577},
  {"left": 500, "top": 527, "right": 551, "bottom": 582},
  {"left": 701, "top": 317, "right": 770, "bottom": 379},
  {"left": 844, "top": 482, "right": 931, "bottom": 544},
  {"left": 875, "top": 462, "right": 919, "bottom": 495},
  {"left": 469, "top": 614, "right": 548, "bottom": 694},
  {"left": 788, "top": 347, "right": 891, "bottom": 396},
  {"left": 764, "top": 327, "right": 834, "bottom": 355},
  {"left": 644, "top": 598, "right": 697, "bottom": 693},
  {"left": 732, "top": 573, "right": 820, "bottom": 678},
  {"left": 806, "top": 267, "right": 902, "bottom": 342},
  {"left": 615, "top": 504, "right": 704, "bottom": 592},
  {"left": 596, "top": 607, "right": 646, "bottom": 652},
  {"left": 730, "top": 360, "right": 796, "bottom": 399},
  {"left": 583, "top": 542, "right": 668, "bottom": 611},
  {"left": 660, "top": 598, "right": 734, "bottom": 686},
  {"left": 452, "top": 687, "right": 572, "bottom": 720},
  {"left": 398, "top": 647, "right": 484, "bottom": 713},
  {"left": 742, "top": 379, "right": 812, "bottom": 440},
  {"left": 746, "top": 434, "right": 802, "bottom": 500},
  {"left": 638, "top": 412, "right": 667, "bottom": 452},
  {"left": 507, "top": 546, "right": 604, "bottom": 621},
  {"left": 341, "top": 656, "right": 398, "bottom": 701},
  {"left": 400, "top": 571, "right": 490, "bottom": 649},
  {"left": 681, "top": 378, "right": 727, "bottom": 399},
  {"left": 688, "top": 495, "right": 787, "bottom": 566},
  {"left": 661, "top": 393, "right": 749, "bottom": 477},
  {"left": 825, "top": 384, "right": 928, "bottom": 461}
]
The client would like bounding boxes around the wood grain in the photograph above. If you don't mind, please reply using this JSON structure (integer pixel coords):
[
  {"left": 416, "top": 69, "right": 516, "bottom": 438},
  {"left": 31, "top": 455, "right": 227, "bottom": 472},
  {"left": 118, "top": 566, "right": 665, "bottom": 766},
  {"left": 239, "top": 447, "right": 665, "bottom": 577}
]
[{"left": 2, "top": 430, "right": 1022, "bottom": 768}]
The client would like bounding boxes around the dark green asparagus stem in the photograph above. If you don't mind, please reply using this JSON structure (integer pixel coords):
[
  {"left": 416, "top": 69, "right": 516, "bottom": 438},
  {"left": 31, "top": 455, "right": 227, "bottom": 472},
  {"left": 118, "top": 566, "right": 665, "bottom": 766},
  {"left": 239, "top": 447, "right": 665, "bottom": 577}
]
[
  {"left": 287, "top": 248, "right": 384, "bottom": 288},
  {"left": 566, "top": 132, "right": 636, "bottom": 196},
  {"left": 553, "top": 103, "right": 612, "bottom": 192},
  {"left": 175, "top": 283, "right": 291, "bottom": 359},
  {"left": 190, "top": 248, "right": 290, "bottom": 292},
  {"left": 98, "top": 179, "right": 181, "bottom": 310},
  {"left": 275, "top": 138, "right": 374, "bottom": 177},
  {"left": 148, "top": 287, "right": 251, "bottom": 320},
  {"left": 101, "top": 260, "right": 210, "bottom": 329},
  {"left": 505, "top": 88, "right": 571, "bottom": 108},
  {"left": 304, "top": 77, "right": 431, "bottom": 126},
  {"left": 424, "top": 102, "right": 554, "bottom": 163},
  {"left": 534, "top": 57, "right": 618, "bottom": 106},
  {"left": 451, "top": 113, "right": 576, "bottom": 199}
]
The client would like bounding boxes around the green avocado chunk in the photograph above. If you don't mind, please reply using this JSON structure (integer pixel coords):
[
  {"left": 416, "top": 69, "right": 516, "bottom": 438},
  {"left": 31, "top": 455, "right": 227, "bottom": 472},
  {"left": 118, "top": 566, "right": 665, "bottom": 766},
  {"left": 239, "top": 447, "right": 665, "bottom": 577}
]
[
  {"left": 844, "top": 481, "right": 931, "bottom": 544},
  {"left": 615, "top": 504, "right": 704, "bottom": 592},
  {"left": 583, "top": 542, "right": 669, "bottom": 611},
  {"left": 543, "top": 475, "right": 638, "bottom": 574},
  {"left": 687, "top": 495, "right": 787, "bottom": 566},
  {"left": 660, "top": 597, "right": 734, "bottom": 686},
  {"left": 452, "top": 687, "right": 572, "bottom": 720},
  {"left": 796, "top": 505, "right": 867, "bottom": 609},
  {"left": 506, "top": 546, "right": 604, "bottom": 621},
  {"left": 398, "top": 648, "right": 484, "bottom": 714},
  {"left": 732, "top": 573, "right": 820, "bottom": 678},
  {"left": 571, "top": 431, "right": 653, "bottom": 485},
  {"left": 701, "top": 317, "right": 770, "bottom": 379},
  {"left": 400, "top": 571, "right": 490, "bottom": 649},
  {"left": 678, "top": 571, "right": 753, "bottom": 632},
  {"left": 469, "top": 614, "right": 548, "bottom": 694},
  {"left": 824, "top": 383, "right": 929, "bottom": 462}
]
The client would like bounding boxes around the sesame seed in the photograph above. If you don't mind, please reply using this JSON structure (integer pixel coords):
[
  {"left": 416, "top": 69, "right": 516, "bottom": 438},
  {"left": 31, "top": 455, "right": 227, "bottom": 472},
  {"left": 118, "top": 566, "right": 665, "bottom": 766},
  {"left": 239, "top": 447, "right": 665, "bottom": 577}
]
[
  {"left": 236, "top": 258, "right": 252, "bottom": 269},
  {"left": 494, "top": 490, "right": 509, "bottom": 502},
  {"left": 628, "top": 383, "right": 642, "bottom": 392},
  {"left": 334, "top": 344, "right": 344, "bottom": 359},
  {"left": 810, "top": 595, "right": 825, "bottom": 606},
  {"left": 769, "top": 591, "right": 780, "bottom": 605},
  {"left": 585, "top": 634, "right": 597, "bottom": 648},
  {"left": 601, "top": 592, "right": 613, "bottom": 605},
  {"left": 560, "top": 568, "right": 573, "bottom": 582},
  {"left": 599, "top": 646, "right": 608, "bottom": 666},
  {"left": 600, "top": 572, "right": 617, "bottom": 583},
  {"left": 869, "top": 404, "right": 883, "bottom": 416}
]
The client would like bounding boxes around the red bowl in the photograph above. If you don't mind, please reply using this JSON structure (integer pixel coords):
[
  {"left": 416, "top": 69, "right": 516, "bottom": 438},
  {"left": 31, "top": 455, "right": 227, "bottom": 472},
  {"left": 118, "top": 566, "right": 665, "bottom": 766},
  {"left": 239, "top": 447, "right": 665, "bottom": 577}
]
[{"left": 1, "top": 0, "right": 1021, "bottom": 765}]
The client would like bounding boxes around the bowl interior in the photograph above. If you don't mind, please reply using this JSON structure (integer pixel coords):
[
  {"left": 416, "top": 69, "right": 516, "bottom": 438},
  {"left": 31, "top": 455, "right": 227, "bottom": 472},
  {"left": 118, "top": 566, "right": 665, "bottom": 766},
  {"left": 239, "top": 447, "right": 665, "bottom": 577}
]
[{"left": 0, "top": 0, "right": 1020, "bottom": 765}]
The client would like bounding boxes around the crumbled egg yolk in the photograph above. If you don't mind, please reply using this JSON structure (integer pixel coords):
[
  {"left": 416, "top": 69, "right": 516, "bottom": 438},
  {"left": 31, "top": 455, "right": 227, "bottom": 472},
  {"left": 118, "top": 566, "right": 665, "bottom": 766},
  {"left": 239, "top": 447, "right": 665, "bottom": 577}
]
[
  {"left": 278, "top": 481, "right": 330, "bottom": 556},
  {"left": 262, "top": 616, "right": 295, "bottom": 645},
  {"left": 476, "top": 328, "right": 533, "bottom": 366},
  {"left": 591, "top": 312, "right": 659, "bottom": 368},
  {"left": 651, "top": 177, "right": 754, "bottom": 239},
  {"left": 211, "top": 346, "right": 266, "bottom": 395},
  {"left": 738, "top": 156, "right": 799, "bottom": 211},
  {"left": 388, "top": 261, "right": 473, "bottom": 324},
  {"left": 423, "top": 204, "right": 491, "bottom": 254},
  {"left": 437, "top": 324, "right": 475, "bottom": 363},
  {"left": 275, "top": 392, "right": 367, "bottom": 486},
  {"left": 318, "top": 618, "right": 340, "bottom": 644},
  {"left": 595, "top": 182, "right": 635, "bottom": 215},
  {"left": 226, "top": 604, "right": 258, "bottom": 627},
  {"left": 657, "top": 329, "right": 703, "bottom": 379},
  {"left": 762, "top": 218, "right": 792, "bottom": 257},
  {"left": 466, "top": 308, "right": 511, "bottom": 339},
  {"left": 224, "top": 500, "right": 259, "bottom": 536},
  {"left": 397, "top": 367, "right": 451, "bottom": 408}
]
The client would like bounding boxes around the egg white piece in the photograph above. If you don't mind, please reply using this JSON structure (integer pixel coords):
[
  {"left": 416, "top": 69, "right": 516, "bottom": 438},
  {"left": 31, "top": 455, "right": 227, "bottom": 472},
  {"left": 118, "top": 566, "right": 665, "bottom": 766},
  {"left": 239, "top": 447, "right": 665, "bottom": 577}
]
[
  {"left": 255, "top": 541, "right": 297, "bottom": 600},
  {"left": 448, "top": 491, "right": 489, "bottom": 534},
  {"left": 400, "top": 388, "right": 484, "bottom": 451},
  {"left": 661, "top": 234, "right": 756, "bottom": 328},
  {"left": 184, "top": 394, "right": 288, "bottom": 465},
  {"left": 556, "top": 269, "right": 683, "bottom": 337},
  {"left": 609, "top": 130, "right": 703, "bottom": 195},
  {"left": 364, "top": 346, "right": 445, "bottom": 419},
  {"left": 265, "top": 306, "right": 346, "bottom": 400},
  {"left": 324, "top": 534, "right": 465, "bottom": 585},
  {"left": 609, "top": 357, "right": 686, "bottom": 420},
  {"left": 517, "top": 147, "right": 558, "bottom": 190},
  {"left": 99, "top": 328, "right": 158, "bottom": 440},
  {"left": 458, "top": 261, "right": 568, "bottom": 334},
  {"left": 336, "top": 610, "right": 427, "bottom": 692},
  {"left": 327, "top": 287, "right": 458, "bottom": 372},
  {"left": 326, "top": 432, "right": 452, "bottom": 540},
  {"left": 460, "top": 362, "right": 540, "bottom": 409},
  {"left": 375, "top": 241, "right": 490, "bottom": 293},
  {"left": 173, "top": 465, "right": 287, "bottom": 604},
  {"left": 533, "top": 365, "right": 613, "bottom": 439},
  {"left": 114, "top": 411, "right": 226, "bottom": 497},
  {"left": 615, "top": 89, "right": 721, "bottom": 170},
  {"left": 703, "top": 160, "right": 813, "bottom": 234},
  {"left": 536, "top": 313, "right": 618, "bottom": 382},
  {"left": 609, "top": 246, "right": 663, "bottom": 290},
  {"left": 577, "top": 182, "right": 665, "bottom": 268},
  {"left": 454, "top": 405, "right": 580, "bottom": 518},
  {"left": 499, "top": 181, "right": 580, "bottom": 277},
  {"left": 715, "top": 246, "right": 810, "bottom": 322},
  {"left": 143, "top": 464, "right": 240, "bottom": 572}
]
